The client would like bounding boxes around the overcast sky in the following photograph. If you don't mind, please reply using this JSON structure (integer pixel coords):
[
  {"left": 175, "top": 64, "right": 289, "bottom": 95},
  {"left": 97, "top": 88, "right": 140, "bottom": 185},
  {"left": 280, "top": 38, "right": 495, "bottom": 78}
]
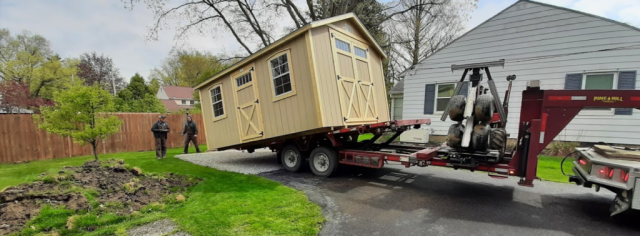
[{"left": 1, "top": 0, "right": 638, "bottom": 82}]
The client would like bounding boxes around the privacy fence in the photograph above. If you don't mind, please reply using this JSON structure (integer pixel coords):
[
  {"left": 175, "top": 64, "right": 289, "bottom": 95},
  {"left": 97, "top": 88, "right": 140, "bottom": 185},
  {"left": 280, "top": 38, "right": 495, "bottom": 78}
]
[{"left": 0, "top": 113, "right": 206, "bottom": 163}]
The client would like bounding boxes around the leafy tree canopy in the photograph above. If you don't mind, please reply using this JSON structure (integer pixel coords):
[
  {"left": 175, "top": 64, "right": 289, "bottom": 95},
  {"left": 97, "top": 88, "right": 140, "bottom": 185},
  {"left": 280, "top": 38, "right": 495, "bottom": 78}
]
[
  {"left": 115, "top": 73, "right": 166, "bottom": 113},
  {"left": 36, "top": 85, "right": 123, "bottom": 160}
]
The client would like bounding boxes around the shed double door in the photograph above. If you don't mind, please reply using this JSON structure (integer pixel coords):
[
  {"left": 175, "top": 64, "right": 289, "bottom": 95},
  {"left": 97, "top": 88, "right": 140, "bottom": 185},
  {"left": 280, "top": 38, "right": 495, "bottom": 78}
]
[
  {"left": 329, "top": 29, "right": 378, "bottom": 125},
  {"left": 232, "top": 68, "right": 264, "bottom": 141}
]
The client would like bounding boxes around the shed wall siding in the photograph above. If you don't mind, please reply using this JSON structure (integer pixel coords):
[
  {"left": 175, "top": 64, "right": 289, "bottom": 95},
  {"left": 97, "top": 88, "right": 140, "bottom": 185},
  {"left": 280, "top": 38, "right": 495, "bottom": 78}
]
[
  {"left": 202, "top": 76, "right": 242, "bottom": 148},
  {"left": 311, "top": 26, "right": 342, "bottom": 126},
  {"left": 402, "top": 1, "right": 640, "bottom": 144},
  {"left": 200, "top": 34, "right": 319, "bottom": 149},
  {"left": 255, "top": 34, "right": 319, "bottom": 138}
]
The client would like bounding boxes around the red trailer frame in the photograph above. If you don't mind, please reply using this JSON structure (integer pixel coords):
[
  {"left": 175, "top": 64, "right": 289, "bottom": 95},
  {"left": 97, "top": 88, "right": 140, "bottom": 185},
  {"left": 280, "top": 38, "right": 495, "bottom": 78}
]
[{"left": 277, "top": 85, "right": 640, "bottom": 186}]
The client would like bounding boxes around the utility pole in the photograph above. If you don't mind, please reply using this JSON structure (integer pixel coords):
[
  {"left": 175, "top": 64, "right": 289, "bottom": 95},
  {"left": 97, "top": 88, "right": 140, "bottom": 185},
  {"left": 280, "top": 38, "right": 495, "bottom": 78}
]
[
  {"left": 72, "top": 74, "right": 74, "bottom": 86},
  {"left": 112, "top": 78, "right": 116, "bottom": 96}
]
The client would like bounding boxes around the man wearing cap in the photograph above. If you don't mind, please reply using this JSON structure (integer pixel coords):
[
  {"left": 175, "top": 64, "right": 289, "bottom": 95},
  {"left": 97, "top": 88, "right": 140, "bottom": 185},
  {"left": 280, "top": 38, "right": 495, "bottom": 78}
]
[
  {"left": 182, "top": 116, "right": 201, "bottom": 154},
  {"left": 151, "top": 115, "right": 170, "bottom": 159}
]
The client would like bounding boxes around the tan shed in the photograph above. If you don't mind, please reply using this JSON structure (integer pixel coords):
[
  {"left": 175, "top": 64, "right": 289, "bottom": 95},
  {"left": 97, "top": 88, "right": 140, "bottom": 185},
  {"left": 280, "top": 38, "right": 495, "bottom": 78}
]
[{"left": 194, "top": 13, "right": 390, "bottom": 150}]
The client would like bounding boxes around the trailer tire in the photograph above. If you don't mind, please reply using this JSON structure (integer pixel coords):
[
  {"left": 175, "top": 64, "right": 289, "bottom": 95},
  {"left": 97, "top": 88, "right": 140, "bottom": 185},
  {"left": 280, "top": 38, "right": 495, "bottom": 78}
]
[
  {"left": 490, "top": 128, "right": 507, "bottom": 151},
  {"left": 446, "top": 123, "right": 465, "bottom": 148},
  {"left": 281, "top": 144, "right": 304, "bottom": 172},
  {"left": 448, "top": 95, "right": 466, "bottom": 122},
  {"left": 474, "top": 94, "right": 494, "bottom": 123},
  {"left": 309, "top": 146, "right": 338, "bottom": 177},
  {"left": 471, "top": 124, "right": 491, "bottom": 151}
]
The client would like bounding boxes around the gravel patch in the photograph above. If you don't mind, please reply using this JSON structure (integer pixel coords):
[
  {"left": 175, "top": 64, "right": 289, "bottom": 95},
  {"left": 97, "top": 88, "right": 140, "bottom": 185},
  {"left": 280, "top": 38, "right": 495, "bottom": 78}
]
[
  {"left": 176, "top": 148, "right": 282, "bottom": 174},
  {"left": 127, "top": 219, "right": 190, "bottom": 236}
]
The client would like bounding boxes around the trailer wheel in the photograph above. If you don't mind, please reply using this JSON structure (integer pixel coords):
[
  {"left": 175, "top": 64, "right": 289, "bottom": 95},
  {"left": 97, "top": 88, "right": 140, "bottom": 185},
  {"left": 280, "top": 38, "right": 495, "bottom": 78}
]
[
  {"left": 474, "top": 94, "right": 494, "bottom": 123},
  {"left": 446, "top": 123, "right": 464, "bottom": 148},
  {"left": 448, "top": 95, "right": 466, "bottom": 122},
  {"left": 471, "top": 124, "right": 490, "bottom": 151},
  {"left": 309, "top": 146, "right": 338, "bottom": 177},
  {"left": 490, "top": 128, "right": 507, "bottom": 151},
  {"left": 281, "top": 144, "right": 304, "bottom": 172}
]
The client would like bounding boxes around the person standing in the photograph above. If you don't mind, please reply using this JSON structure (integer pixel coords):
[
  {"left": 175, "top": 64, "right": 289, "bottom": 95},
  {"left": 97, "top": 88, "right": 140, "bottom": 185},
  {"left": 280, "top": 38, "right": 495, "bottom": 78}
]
[
  {"left": 182, "top": 116, "right": 201, "bottom": 154},
  {"left": 151, "top": 115, "right": 170, "bottom": 159}
]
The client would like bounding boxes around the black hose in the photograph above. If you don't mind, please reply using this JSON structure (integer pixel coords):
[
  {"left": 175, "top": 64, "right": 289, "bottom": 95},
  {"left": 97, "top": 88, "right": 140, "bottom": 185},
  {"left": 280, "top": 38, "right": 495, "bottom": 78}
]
[{"left": 560, "top": 151, "right": 578, "bottom": 177}]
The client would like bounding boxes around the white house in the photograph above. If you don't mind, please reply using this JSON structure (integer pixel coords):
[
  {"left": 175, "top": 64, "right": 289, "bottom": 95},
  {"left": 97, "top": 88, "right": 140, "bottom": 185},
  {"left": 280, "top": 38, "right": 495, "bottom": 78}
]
[{"left": 400, "top": 0, "right": 640, "bottom": 145}]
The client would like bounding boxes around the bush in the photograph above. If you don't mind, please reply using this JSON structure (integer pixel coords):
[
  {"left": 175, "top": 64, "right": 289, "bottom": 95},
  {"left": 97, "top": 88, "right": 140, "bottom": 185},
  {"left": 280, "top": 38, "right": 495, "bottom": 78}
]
[{"left": 546, "top": 141, "right": 579, "bottom": 156}]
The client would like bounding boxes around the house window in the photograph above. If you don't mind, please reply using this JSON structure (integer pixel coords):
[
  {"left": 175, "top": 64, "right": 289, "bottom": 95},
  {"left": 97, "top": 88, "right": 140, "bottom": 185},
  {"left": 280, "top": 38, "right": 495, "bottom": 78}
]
[
  {"left": 582, "top": 73, "right": 616, "bottom": 112},
  {"left": 436, "top": 83, "right": 455, "bottom": 112},
  {"left": 182, "top": 100, "right": 186, "bottom": 105},
  {"left": 190, "top": 100, "right": 194, "bottom": 105},
  {"left": 335, "top": 39, "right": 351, "bottom": 53},
  {"left": 354, "top": 46, "right": 367, "bottom": 59},
  {"left": 270, "top": 53, "right": 293, "bottom": 96},
  {"left": 210, "top": 85, "right": 224, "bottom": 118},
  {"left": 236, "top": 72, "right": 252, "bottom": 87}
]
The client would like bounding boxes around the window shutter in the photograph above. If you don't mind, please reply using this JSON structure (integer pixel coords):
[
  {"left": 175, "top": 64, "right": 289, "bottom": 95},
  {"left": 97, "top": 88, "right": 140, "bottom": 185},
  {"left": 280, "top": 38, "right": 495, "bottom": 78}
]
[
  {"left": 564, "top": 73, "right": 583, "bottom": 89},
  {"left": 615, "top": 71, "right": 637, "bottom": 115},
  {"left": 423, "top": 84, "right": 436, "bottom": 115},
  {"left": 457, "top": 81, "right": 469, "bottom": 96}
]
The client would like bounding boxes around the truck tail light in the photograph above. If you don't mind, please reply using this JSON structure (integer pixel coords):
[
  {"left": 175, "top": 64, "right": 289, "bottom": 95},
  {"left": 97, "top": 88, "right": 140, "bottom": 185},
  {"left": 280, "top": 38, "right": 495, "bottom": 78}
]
[
  {"left": 608, "top": 168, "right": 614, "bottom": 178},
  {"left": 579, "top": 159, "right": 586, "bottom": 165},
  {"left": 599, "top": 169, "right": 605, "bottom": 174},
  {"left": 622, "top": 170, "right": 630, "bottom": 182}
]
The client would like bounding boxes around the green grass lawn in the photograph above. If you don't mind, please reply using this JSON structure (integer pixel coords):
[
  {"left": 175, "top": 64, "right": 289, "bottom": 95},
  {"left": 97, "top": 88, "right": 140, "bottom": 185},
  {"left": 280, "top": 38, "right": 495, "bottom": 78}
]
[
  {"left": 538, "top": 155, "right": 575, "bottom": 183},
  {"left": 0, "top": 146, "right": 323, "bottom": 236}
]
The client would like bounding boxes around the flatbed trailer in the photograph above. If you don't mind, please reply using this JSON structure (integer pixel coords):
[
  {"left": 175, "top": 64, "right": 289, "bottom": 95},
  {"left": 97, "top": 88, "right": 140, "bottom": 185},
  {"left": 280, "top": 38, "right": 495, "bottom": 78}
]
[{"left": 226, "top": 61, "right": 640, "bottom": 216}]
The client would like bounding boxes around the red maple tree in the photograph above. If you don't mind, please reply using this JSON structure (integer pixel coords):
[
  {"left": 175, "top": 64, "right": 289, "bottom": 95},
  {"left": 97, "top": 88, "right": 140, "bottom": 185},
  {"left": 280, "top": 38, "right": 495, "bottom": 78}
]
[{"left": 0, "top": 81, "right": 53, "bottom": 114}]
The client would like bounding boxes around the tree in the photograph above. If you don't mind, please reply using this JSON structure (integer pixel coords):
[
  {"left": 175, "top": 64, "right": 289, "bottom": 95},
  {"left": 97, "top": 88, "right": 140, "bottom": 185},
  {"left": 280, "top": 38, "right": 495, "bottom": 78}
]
[
  {"left": 149, "top": 49, "right": 227, "bottom": 87},
  {"left": 148, "top": 77, "right": 161, "bottom": 94},
  {"left": 386, "top": 0, "right": 475, "bottom": 82},
  {"left": 115, "top": 73, "right": 166, "bottom": 113},
  {"left": 0, "top": 81, "right": 53, "bottom": 113},
  {"left": 191, "top": 65, "right": 229, "bottom": 113},
  {"left": 0, "top": 29, "right": 76, "bottom": 100},
  {"left": 77, "top": 52, "right": 127, "bottom": 95},
  {"left": 36, "top": 85, "right": 123, "bottom": 160}
]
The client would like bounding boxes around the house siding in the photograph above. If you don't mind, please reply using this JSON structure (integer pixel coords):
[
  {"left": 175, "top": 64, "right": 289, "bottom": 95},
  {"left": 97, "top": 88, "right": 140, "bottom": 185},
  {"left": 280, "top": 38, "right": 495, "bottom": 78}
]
[{"left": 402, "top": 1, "right": 640, "bottom": 145}]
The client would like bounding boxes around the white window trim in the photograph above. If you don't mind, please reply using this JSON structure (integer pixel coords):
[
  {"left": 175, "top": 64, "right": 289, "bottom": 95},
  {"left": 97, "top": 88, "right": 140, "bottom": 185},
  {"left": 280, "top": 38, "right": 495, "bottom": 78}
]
[
  {"left": 267, "top": 50, "right": 297, "bottom": 101},
  {"left": 434, "top": 83, "right": 456, "bottom": 114},
  {"left": 579, "top": 72, "right": 618, "bottom": 116},
  {"left": 209, "top": 84, "right": 226, "bottom": 121}
]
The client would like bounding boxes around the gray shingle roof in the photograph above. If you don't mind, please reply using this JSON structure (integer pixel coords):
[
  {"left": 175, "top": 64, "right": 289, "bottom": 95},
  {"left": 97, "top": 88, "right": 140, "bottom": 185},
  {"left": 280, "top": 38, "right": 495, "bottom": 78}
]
[{"left": 389, "top": 79, "right": 404, "bottom": 95}]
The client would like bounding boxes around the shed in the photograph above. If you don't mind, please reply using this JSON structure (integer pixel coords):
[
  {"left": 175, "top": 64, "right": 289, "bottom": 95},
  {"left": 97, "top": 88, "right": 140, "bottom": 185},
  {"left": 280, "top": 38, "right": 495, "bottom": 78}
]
[
  {"left": 401, "top": 0, "right": 640, "bottom": 145},
  {"left": 194, "top": 13, "right": 390, "bottom": 150}
]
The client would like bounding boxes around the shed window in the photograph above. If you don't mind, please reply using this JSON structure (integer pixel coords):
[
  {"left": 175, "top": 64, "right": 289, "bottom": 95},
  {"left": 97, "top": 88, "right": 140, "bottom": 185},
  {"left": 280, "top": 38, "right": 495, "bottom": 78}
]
[
  {"left": 236, "top": 73, "right": 252, "bottom": 87},
  {"left": 270, "top": 53, "right": 292, "bottom": 96},
  {"left": 436, "top": 84, "right": 455, "bottom": 112},
  {"left": 210, "top": 86, "right": 224, "bottom": 117},
  {"left": 335, "top": 39, "right": 351, "bottom": 53},
  {"left": 354, "top": 47, "right": 367, "bottom": 59}
]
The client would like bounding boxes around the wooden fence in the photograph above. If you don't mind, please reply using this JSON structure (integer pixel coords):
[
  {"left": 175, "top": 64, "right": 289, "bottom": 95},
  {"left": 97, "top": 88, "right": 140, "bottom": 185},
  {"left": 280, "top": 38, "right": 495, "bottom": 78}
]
[{"left": 0, "top": 113, "right": 207, "bottom": 163}]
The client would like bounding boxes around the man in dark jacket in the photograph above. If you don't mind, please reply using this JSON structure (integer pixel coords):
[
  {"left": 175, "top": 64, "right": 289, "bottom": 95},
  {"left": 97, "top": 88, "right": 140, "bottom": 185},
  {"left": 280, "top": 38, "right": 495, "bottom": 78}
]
[
  {"left": 182, "top": 116, "right": 201, "bottom": 154},
  {"left": 151, "top": 115, "right": 170, "bottom": 159}
]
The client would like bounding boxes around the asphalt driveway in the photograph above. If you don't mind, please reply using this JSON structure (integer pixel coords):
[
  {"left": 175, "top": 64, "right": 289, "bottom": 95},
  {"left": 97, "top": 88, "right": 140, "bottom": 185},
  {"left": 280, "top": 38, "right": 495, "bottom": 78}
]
[{"left": 180, "top": 151, "right": 640, "bottom": 236}]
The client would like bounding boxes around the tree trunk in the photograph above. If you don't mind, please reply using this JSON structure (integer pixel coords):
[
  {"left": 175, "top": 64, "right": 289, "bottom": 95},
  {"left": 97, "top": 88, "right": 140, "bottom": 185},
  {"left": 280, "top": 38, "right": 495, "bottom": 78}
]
[{"left": 91, "top": 141, "right": 98, "bottom": 161}]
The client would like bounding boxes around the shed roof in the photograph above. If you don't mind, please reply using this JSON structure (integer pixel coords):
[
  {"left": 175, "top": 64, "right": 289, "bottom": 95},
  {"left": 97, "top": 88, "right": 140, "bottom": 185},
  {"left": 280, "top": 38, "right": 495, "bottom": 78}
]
[
  {"left": 194, "top": 13, "right": 386, "bottom": 90},
  {"left": 162, "top": 86, "right": 194, "bottom": 99}
]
